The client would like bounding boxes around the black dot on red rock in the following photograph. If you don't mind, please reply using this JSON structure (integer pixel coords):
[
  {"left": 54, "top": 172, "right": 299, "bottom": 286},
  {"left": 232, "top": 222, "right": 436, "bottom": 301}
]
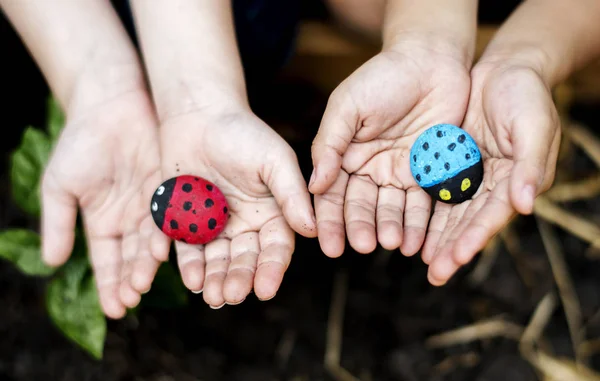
[
  {"left": 192, "top": 210, "right": 196, "bottom": 214},
  {"left": 189, "top": 223, "right": 198, "bottom": 233},
  {"left": 223, "top": 207, "right": 228, "bottom": 214},
  {"left": 183, "top": 201, "right": 192, "bottom": 211},
  {"left": 182, "top": 183, "right": 192, "bottom": 192},
  {"left": 181, "top": 238, "right": 187, "bottom": 243},
  {"left": 205, "top": 199, "right": 214, "bottom": 208},
  {"left": 168, "top": 203, "right": 173, "bottom": 208},
  {"left": 206, "top": 184, "right": 213, "bottom": 191},
  {"left": 194, "top": 177, "right": 199, "bottom": 181},
  {"left": 208, "top": 218, "right": 217, "bottom": 230},
  {"left": 170, "top": 220, "right": 179, "bottom": 229}
]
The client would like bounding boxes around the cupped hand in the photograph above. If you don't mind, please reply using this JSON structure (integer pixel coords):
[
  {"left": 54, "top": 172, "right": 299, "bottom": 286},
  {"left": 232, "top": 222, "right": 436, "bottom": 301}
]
[
  {"left": 309, "top": 39, "right": 472, "bottom": 258},
  {"left": 41, "top": 89, "right": 165, "bottom": 318},
  {"left": 424, "top": 62, "right": 561, "bottom": 286},
  {"left": 130, "top": 105, "right": 317, "bottom": 309}
]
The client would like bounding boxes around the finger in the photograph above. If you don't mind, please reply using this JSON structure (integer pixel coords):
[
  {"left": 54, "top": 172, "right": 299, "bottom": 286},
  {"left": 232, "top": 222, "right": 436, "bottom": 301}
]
[
  {"left": 175, "top": 241, "right": 206, "bottom": 293},
  {"left": 223, "top": 232, "right": 260, "bottom": 305},
  {"left": 255, "top": 216, "right": 295, "bottom": 301},
  {"left": 130, "top": 217, "right": 161, "bottom": 294},
  {"left": 427, "top": 197, "right": 481, "bottom": 286},
  {"left": 421, "top": 202, "right": 452, "bottom": 264},
  {"left": 309, "top": 90, "right": 357, "bottom": 194},
  {"left": 344, "top": 175, "right": 378, "bottom": 254},
  {"left": 376, "top": 186, "right": 405, "bottom": 251},
  {"left": 315, "top": 170, "right": 349, "bottom": 258},
  {"left": 150, "top": 224, "right": 171, "bottom": 262},
  {"left": 400, "top": 187, "right": 431, "bottom": 256},
  {"left": 429, "top": 200, "right": 470, "bottom": 261},
  {"left": 453, "top": 181, "right": 516, "bottom": 266},
  {"left": 202, "top": 238, "right": 230, "bottom": 308},
  {"left": 509, "top": 108, "right": 560, "bottom": 215},
  {"left": 263, "top": 146, "right": 317, "bottom": 237},
  {"left": 87, "top": 235, "right": 126, "bottom": 319},
  {"left": 41, "top": 174, "right": 77, "bottom": 267},
  {"left": 119, "top": 231, "right": 141, "bottom": 308}
]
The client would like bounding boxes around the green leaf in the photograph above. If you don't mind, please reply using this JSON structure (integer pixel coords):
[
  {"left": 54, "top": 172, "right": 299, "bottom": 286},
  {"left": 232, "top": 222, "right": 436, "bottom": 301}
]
[
  {"left": 46, "top": 96, "right": 65, "bottom": 141},
  {"left": 10, "top": 127, "right": 52, "bottom": 216},
  {"left": 46, "top": 256, "right": 106, "bottom": 360},
  {"left": 0, "top": 229, "right": 55, "bottom": 276},
  {"left": 141, "top": 261, "right": 188, "bottom": 309}
]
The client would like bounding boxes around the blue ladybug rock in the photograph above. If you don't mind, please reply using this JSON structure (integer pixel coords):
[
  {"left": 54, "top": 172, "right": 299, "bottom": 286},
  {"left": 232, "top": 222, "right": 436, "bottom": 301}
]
[{"left": 410, "top": 124, "right": 483, "bottom": 204}]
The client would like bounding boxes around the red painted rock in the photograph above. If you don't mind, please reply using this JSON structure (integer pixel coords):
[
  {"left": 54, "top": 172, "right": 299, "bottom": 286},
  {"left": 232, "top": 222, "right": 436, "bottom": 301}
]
[{"left": 150, "top": 175, "right": 229, "bottom": 244}]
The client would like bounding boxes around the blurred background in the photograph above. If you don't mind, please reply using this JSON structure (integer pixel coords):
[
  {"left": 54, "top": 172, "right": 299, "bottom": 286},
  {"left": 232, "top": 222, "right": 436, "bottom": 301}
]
[{"left": 2, "top": 1, "right": 600, "bottom": 380}]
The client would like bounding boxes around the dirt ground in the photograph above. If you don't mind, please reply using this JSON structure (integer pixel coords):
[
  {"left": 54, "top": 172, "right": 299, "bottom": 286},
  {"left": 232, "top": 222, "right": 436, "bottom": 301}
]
[{"left": 2, "top": 1, "right": 599, "bottom": 380}]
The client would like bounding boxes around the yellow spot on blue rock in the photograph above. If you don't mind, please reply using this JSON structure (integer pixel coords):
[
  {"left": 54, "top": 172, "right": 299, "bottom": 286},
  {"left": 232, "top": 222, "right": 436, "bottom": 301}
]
[
  {"left": 461, "top": 178, "right": 471, "bottom": 191},
  {"left": 439, "top": 189, "right": 451, "bottom": 201}
]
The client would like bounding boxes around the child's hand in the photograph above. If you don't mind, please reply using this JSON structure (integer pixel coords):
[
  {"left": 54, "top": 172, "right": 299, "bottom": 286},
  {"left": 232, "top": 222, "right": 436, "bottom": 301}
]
[
  {"left": 42, "top": 89, "right": 165, "bottom": 318},
  {"left": 423, "top": 60, "right": 561, "bottom": 286},
  {"left": 130, "top": 105, "right": 317, "bottom": 309},
  {"left": 309, "top": 37, "right": 471, "bottom": 257}
]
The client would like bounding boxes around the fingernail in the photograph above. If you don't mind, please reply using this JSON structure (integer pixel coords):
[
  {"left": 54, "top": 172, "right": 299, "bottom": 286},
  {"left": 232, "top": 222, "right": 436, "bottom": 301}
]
[
  {"left": 141, "top": 287, "right": 151, "bottom": 294},
  {"left": 225, "top": 298, "right": 245, "bottom": 306},
  {"left": 191, "top": 288, "right": 203, "bottom": 294},
  {"left": 308, "top": 168, "right": 317, "bottom": 188},
  {"left": 258, "top": 293, "right": 276, "bottom": 302},
  {"left": 209, "top": 302, "right": 225, "bottom": 309}
]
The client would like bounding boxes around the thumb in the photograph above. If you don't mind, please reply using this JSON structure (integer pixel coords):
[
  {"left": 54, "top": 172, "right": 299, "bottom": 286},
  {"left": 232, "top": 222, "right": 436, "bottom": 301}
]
[
  {"left": 263, "top": 146, "right": 317, "bottom": 238},
  {"left": 509, "top": 114, "right": 560, "bottom": 215},
  {"left": 309, "top": 91, "right": 358, "bottom": 194},
  {"left": 41, "top": 174, "right": 78, "bottom": 266}
]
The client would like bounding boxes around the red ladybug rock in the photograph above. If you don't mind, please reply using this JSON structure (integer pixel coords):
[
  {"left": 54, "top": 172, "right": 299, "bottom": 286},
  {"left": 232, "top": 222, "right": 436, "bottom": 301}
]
[{"left": 150, "top": 175, "right": 229, "bottom": 244}]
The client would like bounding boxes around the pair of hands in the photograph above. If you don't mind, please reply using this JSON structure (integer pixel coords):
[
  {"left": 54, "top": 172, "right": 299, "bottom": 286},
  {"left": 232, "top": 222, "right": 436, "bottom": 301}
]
[{"left": 40, "top": 36, "right": 560, "bottom": 318}]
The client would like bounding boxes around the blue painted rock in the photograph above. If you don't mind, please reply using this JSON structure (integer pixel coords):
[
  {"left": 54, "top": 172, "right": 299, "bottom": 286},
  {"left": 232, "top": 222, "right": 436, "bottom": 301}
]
[{"left": 410, "top": 124, "right": 483, "bottom": 204}]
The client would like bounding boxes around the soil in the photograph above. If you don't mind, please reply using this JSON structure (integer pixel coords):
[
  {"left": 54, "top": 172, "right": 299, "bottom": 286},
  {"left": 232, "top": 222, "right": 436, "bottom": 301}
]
[{"left": 1, "top": 1, "right": 599, "bottom": 380}]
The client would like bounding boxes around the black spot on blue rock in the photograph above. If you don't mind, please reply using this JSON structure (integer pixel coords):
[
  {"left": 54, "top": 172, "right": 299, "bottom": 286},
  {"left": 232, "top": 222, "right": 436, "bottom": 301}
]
[
  {"left": 465, "top": 153, "right": 471, "bottom": 160},
  {"left": 444, "top": 162, "right": 450, "bottom": 170},
  {"left": 413, "top": 155, "right": 417, "bottom": 162},
  {"left": 416, "top": 174, "right": 421, "bottom": 182},
  {"left": 436, "top": 130, "right": 443, "bottom": 138},
  {"left": 183, "top": 201, "right": 192, "bottom": 211},
  {"left": 208, "top": 218, "right": 217, "bottom": 230},
  {"left": 448, "top": 143, "right": 456, "bottom": 151},
  {"left": 458, "top": 134, "right": 466, "bottom": 143},
  {"left": 189, "top": 223, "right": 198, "bottom": 233},
  {"left": 205, "top": 198, "right": 214, "bottom": 208},
  {"left": 424, "top": 165, "right": 431, "bottom": 174},
  {"left": 423, "top": 142, "right": 429, "bottom": 151},
  {"left": 170, "top": 220, "right": 179, "bottom": 229},
  {"left": 434, "top": 152, "right": 440, "bottom": 160},
  {"left": 206, "top": 184, "right": 213, "bottom": 191},
  {"left": 182, "top": 183, "right": 192, "bottom": 192}
]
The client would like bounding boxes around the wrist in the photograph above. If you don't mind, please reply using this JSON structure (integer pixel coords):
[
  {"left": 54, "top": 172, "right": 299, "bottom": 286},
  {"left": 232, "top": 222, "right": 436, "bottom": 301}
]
[
  {"left": 476, "top": 44, "right": 559, "bottom": 87},
  {"left": 151, "top": 77, "right": 249, "bottom": 123},
  {"left": 382, "top": 0, "right": 478, "bottom": 67},
  {"left": 65, "top": 57, "right": 147, "bottom": 118},
  {"left": 383, "top": 31, "right": 476, "bottom": 69}
]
